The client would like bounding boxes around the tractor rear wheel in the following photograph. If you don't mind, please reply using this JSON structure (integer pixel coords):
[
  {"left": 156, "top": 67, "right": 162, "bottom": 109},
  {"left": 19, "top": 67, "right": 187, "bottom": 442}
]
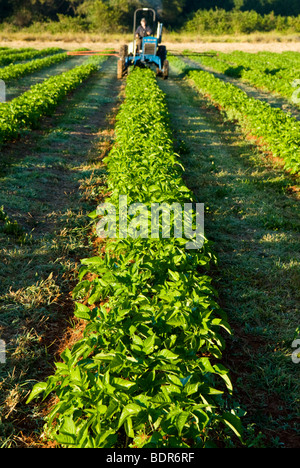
[
  {"left": 119, "top": 44, "right": 128, "bottom": 58},
  {"left": 157, "top": 45, "right": 167, "bottom": 63},
  {"left": 163, "top": 59, "right": 169, "bottom": 80},
  {"left": 117, "top": 58, "right": 125, "bottom": 79}
]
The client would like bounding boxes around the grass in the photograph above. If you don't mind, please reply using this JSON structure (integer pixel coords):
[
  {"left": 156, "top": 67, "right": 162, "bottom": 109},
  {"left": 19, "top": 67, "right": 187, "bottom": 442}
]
[
  {"left": 0, "top": 57, "right": 121, "bottom": 447},
  {"left": 159, "top": 69, "right": 300, "bottom": 447}
]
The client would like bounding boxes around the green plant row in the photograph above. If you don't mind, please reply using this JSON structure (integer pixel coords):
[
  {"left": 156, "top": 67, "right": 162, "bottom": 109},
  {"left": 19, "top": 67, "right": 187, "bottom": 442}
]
[
  {"left": 0, "top": 52, "right": 68, "bottom": 82},
  {"left": 26, "top": 67, "right": 242, "bottom": 449},
  {"left": 169, "top": 57, "right": 299, "bottom": 174},
  {"left": 0, "top": 47, "right": 62, "bottom": 66},
  {"left": 0, "top": 57, "right": 105, "bottom": 147},
  {"left": 188, "top": 52, "right": 300, "bottom": 107},
  {"left": 0, "top": 47, "right": 35, "bottom": 57},
  {"left": 216, "top": 50, "right": 300, "bottom": 72}
]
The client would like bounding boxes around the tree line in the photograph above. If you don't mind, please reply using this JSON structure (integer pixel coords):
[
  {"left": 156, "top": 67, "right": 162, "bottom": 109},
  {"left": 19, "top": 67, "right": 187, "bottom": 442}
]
[{"left": 0, "top": 0, "right": 299, "bottom": 30}]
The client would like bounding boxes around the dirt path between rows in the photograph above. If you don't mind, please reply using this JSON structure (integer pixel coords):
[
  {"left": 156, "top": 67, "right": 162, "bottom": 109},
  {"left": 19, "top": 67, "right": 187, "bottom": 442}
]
[
  {"left": 1, "top": 39, "right": 300, "bottom": 53},
  {"left": 159, "top": 70, "right": 300, "bottom": 448}
]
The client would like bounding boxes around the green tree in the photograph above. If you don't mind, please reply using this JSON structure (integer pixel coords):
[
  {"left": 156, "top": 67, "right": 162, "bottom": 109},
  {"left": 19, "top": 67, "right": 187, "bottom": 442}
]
[
  {"left": 77, "top": 0, "right": 117, "bottom": 32},
  {"left": 233, "top": 0, "right": 244, "bottom": 10},
  {"left": 77, "top": 0, "right": 143, "bottom": 31},
  {"left": 1, "top": 0, "right": 299, "bottom": 30},
  {"left": 109, "top": 0, "right": 143, "bottom": 28},
  {"left": 0, "top": 0, "right": 14, "bottom": 20},
  {"left": 0, "top": 0, "right": 85, "bottom": 25},
  {"left": 161, "top": 0, "right": 186, "bottom": 26},
  {"left": 242, "top": 0, "right": 300, "bottom": 15}
]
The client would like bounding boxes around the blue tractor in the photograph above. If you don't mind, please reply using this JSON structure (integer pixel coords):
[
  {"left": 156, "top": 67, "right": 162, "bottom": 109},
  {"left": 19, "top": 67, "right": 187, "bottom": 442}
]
[{"left": 117, "top": 8, "right": 169, "bottom": 80}]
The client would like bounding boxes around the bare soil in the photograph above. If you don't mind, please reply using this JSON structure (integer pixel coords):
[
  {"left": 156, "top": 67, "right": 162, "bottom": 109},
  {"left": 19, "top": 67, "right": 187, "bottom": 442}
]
[
  {"left": 0, "top": 39, "right": 300, "bottom": 53},
  {"left": 167, "top": 41, "right": 300, "bottom": 53}
]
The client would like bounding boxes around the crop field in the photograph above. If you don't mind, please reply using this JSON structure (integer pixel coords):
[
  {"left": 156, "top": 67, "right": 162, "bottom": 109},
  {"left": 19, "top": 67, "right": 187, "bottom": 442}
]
[{"left": 0, "top": 45, "right": 299, "bottom": 450}]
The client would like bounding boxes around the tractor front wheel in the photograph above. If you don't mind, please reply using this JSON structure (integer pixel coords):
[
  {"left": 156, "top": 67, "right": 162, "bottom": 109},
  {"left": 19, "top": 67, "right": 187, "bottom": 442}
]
[
  {"left": 119, "top": 44, "right": 128, "bottom": 58},
  {"left": 163, "top": 59, "right": 169, "bottom": 80}
]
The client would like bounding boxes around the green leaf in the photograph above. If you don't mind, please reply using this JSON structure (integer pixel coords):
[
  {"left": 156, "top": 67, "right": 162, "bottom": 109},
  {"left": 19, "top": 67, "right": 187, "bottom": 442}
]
[
  {"left": 62, "top": 415, "right": 77, "bottom": 435},
  {"left": 70, "top": 365, "right": 82, "bottom": 383},
  {"left": 81, "top": 256, "right": 103, "bottom": 265},
  {"left": 167, "top": 373, "right": 183, "bottom": 387},
  {"left": 221, "top": 412, "right": 243, "bottom": 440},
  {"left": 55, "top": 433, "right": 77, "bottom": 446},
  {"left": 183, "top": 382, "right": 199, "bottom": 396},
  {"left": 113, "top": 377, "right": 136, "bottom": 391},
  {"left": 97, "top": 404, "right": 108, "bottom": 415},
  {"left": 95, "top": 430, "right": 118, "bottom": 448},
  {"left": 157, "top": 349, "right": 179, "bottom": 361},
  {"left": 168, "top": 269, "right": 180, "bottom": 282},
  {"left": 176, "top": 411, "right": 189, "bottom": 436},
  {"left": 88, "top": 210, "right": 97, "bottom": 219},
  {"left": 74, "top": 302, "right": 92, "bottom": 320},
  {"left": 124, "top": 417, "right": 135, "bottom": 438},
  {"left": 213, "top": 363, "right": 233, "bottom": 392},
  {"left": 143, "top": 334, "right": 156, "bottom": 354},
  {"left": 118, "top": 403, "right": 141, "bottom": 429},
  {"left": 26, "top": 382, "right": 47, "bottom": 404}
]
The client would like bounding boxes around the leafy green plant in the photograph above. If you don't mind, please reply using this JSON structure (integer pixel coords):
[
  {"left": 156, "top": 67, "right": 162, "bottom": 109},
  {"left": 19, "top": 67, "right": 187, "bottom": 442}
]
[
  {"left": 27, "top": 68, "right": 242, "bottom": 448},
  {"left": 0, "top": 47, "right": 35, "bottom": 57},
  {"left": 0, "top": 56, "right": 106, "bottom": 147},
  {"left": 0, "top": 47, "right": 63, "bottom": 66},
  {"left": 188, "top": 51, "right": 300, "bottom": 106},
  {"left": 169, "top": 56, "right": 300, "bottom": 174},
  {"left": 0, "top": 52, "right": 68, "bottom": 82}
]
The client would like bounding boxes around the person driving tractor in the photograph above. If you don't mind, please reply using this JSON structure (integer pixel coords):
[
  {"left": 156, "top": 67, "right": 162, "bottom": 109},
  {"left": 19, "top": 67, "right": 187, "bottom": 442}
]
[{"left": 135, "top": 17, "right": 152, "bottom": 52}]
